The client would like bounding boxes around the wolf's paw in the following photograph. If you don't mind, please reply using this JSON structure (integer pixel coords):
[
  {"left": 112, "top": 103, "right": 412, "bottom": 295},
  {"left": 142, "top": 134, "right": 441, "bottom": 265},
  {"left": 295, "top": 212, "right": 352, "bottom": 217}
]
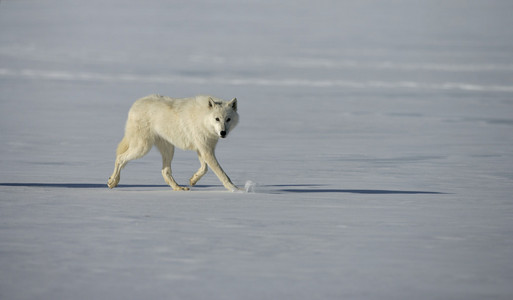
[
  {"left": 107, "top": 177, "right": 119, "bottom": 189},
  {"left": 225, "top": 185, "right": 241, "bottom": 192},
  {"left": 173, "top": 186, "right": 190, "bottom": 191}
]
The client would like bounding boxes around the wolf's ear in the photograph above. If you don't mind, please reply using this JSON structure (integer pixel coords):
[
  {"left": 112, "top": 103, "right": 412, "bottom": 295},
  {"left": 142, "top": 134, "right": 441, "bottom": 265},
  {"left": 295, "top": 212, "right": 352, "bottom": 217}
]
[
  {"left": 228, "top": 98, "right": 237, "bottom": 111},
  {"left": 208, "top": 97, "right": 216, "bottom": 109}
]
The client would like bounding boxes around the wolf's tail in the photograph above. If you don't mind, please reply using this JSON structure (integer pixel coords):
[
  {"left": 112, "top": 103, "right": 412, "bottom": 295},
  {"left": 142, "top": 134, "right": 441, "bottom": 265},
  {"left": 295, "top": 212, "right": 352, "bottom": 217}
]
[{"left": 116, "top": 137, "right": 129, "bottom": 156}]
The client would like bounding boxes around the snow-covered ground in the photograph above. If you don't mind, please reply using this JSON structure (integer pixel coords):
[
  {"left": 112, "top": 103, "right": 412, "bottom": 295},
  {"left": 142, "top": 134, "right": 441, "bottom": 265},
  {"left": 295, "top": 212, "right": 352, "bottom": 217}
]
[{"left": 1, "top": 0, "right": 513, "bottom": 299}]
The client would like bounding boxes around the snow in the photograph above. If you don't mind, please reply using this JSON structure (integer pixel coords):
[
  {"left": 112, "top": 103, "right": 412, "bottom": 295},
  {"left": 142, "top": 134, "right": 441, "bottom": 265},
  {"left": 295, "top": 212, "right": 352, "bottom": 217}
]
[{"left": 1, "top": 0, "right": 513, "bottom": 299}]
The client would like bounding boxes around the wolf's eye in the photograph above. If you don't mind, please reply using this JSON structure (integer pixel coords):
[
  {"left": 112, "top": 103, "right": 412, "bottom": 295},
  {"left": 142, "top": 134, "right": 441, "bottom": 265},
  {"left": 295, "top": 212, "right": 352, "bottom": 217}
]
[
  {"left": 226, "top": 118, "right": 231, "bottom": 122},
  {"left": 215, "top": 118, "right": 220, "bottom": 122}
]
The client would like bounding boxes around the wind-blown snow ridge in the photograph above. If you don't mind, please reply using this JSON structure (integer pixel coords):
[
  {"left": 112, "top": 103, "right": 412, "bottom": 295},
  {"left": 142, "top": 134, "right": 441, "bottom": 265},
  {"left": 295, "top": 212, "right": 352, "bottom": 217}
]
[
  {"left": 2, "top": 68, "right": 513, "bottom": 93},
  {"left": 189, "top": 55, "right": 513, "bottom": 72}
]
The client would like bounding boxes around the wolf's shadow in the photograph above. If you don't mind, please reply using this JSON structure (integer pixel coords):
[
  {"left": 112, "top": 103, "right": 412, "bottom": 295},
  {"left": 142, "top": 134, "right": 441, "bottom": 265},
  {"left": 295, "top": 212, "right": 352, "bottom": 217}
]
[{"left": 0, "top": 183, "right": 446, "bottom": 194}]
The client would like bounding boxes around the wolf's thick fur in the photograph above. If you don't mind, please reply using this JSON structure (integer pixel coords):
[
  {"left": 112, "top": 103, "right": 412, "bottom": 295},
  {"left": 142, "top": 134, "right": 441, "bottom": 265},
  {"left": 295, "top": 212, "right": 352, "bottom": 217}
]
[{"left": 108, "top": 94, "right": 239, "bottom": 191}]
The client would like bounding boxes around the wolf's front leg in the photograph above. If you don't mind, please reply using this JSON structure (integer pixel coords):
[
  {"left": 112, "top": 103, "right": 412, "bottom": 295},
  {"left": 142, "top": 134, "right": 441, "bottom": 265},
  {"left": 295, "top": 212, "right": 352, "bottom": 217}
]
[
  {"left": 156, "top": 140, "right": 189, "bottom": 191},
  {"left": 190, "top": 151, "right": 208, "bottom": 186},
  {"left": 201, "top": 150, "right": 239, "bottom": 191}
]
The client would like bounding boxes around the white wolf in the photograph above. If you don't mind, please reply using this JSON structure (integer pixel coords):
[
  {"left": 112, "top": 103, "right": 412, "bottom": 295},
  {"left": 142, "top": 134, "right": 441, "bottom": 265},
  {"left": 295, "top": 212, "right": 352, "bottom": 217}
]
[{"left": 108, "top": 94, "right": 239, "bottom": 191}]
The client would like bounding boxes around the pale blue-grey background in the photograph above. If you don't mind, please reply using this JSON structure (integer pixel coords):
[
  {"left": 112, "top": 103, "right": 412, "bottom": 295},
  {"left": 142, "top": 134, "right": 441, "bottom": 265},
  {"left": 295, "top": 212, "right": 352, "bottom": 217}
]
[{"left": 1, "top": 1, "right": 512, "bottom": 299}]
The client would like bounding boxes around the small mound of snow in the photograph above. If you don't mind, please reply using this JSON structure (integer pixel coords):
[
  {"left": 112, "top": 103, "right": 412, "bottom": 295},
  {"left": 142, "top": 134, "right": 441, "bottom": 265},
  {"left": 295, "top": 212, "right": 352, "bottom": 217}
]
[{"left": 244, "top": 180, "right": 256, "bottom": 193}]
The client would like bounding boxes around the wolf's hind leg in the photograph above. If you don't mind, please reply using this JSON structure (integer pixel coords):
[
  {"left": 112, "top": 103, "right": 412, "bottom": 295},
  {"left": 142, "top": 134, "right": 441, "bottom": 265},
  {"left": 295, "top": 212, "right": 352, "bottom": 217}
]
[
  {"left": 190, "top": 151, "right": 208, "bottom": 186},
  {"left": 108, "top": 137, "right": 129, "bottom": 188},
  {"left": 107, "top": 157, "right": 123, "bottom": 188},
  {"left": 108, "top": 136, "right": 152, "bottom": 188},
  {"left": 155, "top": 138, "right": 189, "bottom": 191}
]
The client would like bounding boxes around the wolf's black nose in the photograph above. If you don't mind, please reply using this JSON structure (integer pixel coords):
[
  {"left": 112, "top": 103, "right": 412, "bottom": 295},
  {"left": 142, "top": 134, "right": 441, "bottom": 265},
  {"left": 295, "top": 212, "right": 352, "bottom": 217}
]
[{"left": 220, "top": 131, "right": 226, "bottom": 138}]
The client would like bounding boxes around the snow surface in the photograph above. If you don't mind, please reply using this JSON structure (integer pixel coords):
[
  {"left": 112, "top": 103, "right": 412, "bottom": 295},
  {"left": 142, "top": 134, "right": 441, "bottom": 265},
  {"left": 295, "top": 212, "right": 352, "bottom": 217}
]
[{"left": 1, "top": 0, "right": 513, "bottom": 299}]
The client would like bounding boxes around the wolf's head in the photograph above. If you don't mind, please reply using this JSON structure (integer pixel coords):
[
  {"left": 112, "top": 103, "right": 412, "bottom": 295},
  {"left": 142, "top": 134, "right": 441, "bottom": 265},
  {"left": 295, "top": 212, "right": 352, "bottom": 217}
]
[{"left": 207, "top": 97, "right": 239, "bottom": 138}]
